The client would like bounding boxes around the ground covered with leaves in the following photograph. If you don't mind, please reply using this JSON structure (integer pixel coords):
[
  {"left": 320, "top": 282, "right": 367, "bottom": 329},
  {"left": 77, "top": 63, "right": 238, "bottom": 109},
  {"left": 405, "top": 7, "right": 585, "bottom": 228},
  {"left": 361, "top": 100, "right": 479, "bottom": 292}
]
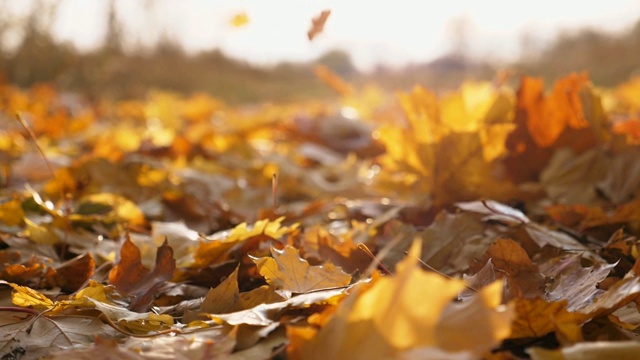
[{"left": 2, "top": 73, "right": 640, "bottom": 359}]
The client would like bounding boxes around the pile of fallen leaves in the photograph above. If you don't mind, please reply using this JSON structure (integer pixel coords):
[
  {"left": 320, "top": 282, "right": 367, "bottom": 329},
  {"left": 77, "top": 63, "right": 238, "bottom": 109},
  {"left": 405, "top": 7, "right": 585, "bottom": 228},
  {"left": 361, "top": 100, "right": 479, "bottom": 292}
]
[{"left": 2, "top": 73, "right": 640, "bottom": 359}]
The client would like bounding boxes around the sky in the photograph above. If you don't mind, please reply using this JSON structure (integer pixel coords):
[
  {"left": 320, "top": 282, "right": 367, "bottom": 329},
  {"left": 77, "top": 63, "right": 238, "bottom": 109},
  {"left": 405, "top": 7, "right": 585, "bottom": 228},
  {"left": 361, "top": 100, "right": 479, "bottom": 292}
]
[{"left": 4, "top": 0, "right": 640, "bottom": 71}]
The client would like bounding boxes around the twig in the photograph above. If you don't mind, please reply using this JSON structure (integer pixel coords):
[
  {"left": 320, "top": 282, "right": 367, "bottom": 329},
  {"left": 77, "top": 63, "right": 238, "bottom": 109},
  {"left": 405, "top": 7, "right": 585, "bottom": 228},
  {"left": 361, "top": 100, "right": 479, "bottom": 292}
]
[{"left": 357, "top": 243, "right": 391, "bottom": 275}]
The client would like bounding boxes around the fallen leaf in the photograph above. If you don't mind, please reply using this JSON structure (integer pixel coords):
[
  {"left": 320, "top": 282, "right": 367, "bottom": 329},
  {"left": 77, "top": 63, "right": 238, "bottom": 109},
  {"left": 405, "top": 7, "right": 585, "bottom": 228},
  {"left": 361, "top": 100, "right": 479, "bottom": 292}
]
[
  {"left": 45, "top": 253, "right": 95, "bottom": 292},
  {"left": 510, "top": 297, "right": 587, "bottom": 339},
  {"left": 528, "top": 340, "right": 640, "bottom": 360},
  {"left": 474, "top": 238, "right": 546, "bottom": 299},
  {"left": 417, "top": 211, "right": 491, "bottom": 275},
  {"left": 108, "top": 236, "right": 176, "bottom": 311},
  {"left": 545, "top": 261, "right": 615, "bottom": 312},
  {"left": 0, "top": 312, "right": 118, "bottom": 360},
  {"left": 288, "top": 241, "right": 511, "bottom": 359},
  {"left": 210, "top": 288, "right": 345, "bottom": 327},
  {"left": 251, "top": 245, "right": 351, "bottom": 296}
]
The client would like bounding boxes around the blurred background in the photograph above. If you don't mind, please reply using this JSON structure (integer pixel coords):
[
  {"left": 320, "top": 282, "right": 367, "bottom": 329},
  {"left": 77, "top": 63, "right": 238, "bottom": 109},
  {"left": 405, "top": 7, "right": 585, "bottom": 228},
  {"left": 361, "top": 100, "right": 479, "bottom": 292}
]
[{"left": 1, "top": 0, "right": 639, "bottom": 103}]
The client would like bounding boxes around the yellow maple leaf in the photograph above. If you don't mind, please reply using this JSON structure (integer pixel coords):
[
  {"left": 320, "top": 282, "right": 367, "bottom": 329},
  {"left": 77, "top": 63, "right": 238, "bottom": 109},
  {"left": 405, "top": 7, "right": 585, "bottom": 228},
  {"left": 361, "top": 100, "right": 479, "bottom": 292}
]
[
  {"left": 288, "top": 241, "right": 512, "bottom": 359},
  {"left": 252, "top": 245, "right": 351, "bottom": 295}
]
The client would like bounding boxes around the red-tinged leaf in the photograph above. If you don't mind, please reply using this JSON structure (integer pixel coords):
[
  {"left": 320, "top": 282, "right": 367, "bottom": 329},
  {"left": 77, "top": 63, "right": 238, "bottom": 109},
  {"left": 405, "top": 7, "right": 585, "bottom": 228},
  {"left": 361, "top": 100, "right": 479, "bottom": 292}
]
[
  {"left": 108, "top": 237, "right": 176, "bottom": 311},
  {"left": 504, "top": 75, "right": 598, "bottom": 183},
  {"left": 474, "top": 238, "right": 546, "bottom": 299},
  {"left": 46, "top": 253, "right": 95, "bottom": 293}
]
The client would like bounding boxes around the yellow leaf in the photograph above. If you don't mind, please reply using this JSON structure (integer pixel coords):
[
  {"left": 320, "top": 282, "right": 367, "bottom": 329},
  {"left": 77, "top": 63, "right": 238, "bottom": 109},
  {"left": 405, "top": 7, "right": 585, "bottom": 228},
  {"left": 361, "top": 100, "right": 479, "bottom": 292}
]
[
  {"left": 288, "top": 241, "right": 510, "bottom": 359},
  {"left": 230, "top": 12, "right": 249, "bottom": 27},
  {"left": 252, "top": 245, "right": 351, "bottom": 295},
  {"left": 0, "top": 197, "right": 24, "bottom": 226},
  {"left": 226, "top": 217, "right": 298, "bottom": 243},
  {"left": 9, "top": 283, "right": 54, "bottom": 309},
  {"left": 24, "top": 217, "right": 59, "bottom": 245}
]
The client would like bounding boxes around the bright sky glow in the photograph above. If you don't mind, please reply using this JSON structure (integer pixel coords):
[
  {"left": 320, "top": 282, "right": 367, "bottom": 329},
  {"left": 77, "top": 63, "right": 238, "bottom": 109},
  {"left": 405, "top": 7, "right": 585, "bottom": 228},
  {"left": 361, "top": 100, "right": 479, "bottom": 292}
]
[{"left": 6, "top": 0, "right": 640, "bottom": 71}]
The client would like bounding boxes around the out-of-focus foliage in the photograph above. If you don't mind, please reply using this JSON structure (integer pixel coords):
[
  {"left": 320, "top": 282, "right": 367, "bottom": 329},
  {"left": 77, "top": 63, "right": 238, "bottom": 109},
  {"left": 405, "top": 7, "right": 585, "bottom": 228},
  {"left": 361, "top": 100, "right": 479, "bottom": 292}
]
[{"left": 3, "top": 72, "right": 640, "bottom": 359}]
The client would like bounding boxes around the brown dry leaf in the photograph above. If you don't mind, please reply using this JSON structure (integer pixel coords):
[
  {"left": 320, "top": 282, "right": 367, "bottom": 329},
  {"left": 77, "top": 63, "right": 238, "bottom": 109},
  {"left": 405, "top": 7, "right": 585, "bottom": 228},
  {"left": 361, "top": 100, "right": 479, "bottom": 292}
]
[
  {"left": 307, "top": 10, "right": 331, "bottom": 41},
  {"left": 45, "top": 253, "right": 95, "bottom": 293},
  {"left": 301, "top": 225, "right": 372, "bottom": 274},
  {"left": 251, "top": 245, "right": 351, "bottom": 296},
  {"left": 528, "top": 340, "right": 640, "bottom": 360},
  {"left": 417, "top": 211, "right": 491, "bottom": 275},
  {"left": 0, "top": 313, "right": 119, "bottom": 360},
  {"left": 597, "top": 149, "right": 640, "bottom": 204},
  {"left": 474, "top": 238, "right": 546, "bottom": 299},
  {"left": 108, "top": 237, "right": 176, "bottom": 311},
  {"left": 49, "top": 337, "right": 146, "bottom": 360},
  {"left": 540, "top": 147, "right": 609, "bottom": 205},
  {"left": 577, "top": 277, "right": 640, "bottom": 317},
  {"left": 545, "top": 262, "right": 615, "bottom": 312},
  {"left": 122, "top": 326, "right": 237, "bottom": 360},
  {"left": 210, "top": 288, "right": 345, "bottom": 327}
]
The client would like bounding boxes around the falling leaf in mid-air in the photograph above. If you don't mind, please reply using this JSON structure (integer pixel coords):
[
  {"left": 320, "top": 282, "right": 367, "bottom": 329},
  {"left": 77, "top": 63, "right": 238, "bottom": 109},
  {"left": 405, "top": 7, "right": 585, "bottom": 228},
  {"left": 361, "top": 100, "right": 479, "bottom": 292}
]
[
  {"left": 230, "top": 12, "right": 249, "bottom": 27},
  {"left": 307, "top": 10, "right": 331, "bottom": 41}
]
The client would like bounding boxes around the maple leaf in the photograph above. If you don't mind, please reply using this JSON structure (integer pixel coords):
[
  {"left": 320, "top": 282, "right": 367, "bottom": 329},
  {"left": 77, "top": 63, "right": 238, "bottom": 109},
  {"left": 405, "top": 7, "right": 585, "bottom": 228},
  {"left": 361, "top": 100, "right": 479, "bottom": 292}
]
[
  {"left": 287, "top": 241, "right": 513, "bottom": 359},
  {"left": 510, "top": 297, "right": 588, "bottom": 339},
  {"left": 504, "top": 74, "right": 598, "bottom": 182},
  {"left": 199, "top": 266, "right": 284, "bottom": 315},
  {"left": 251, "top": 245, "right": 351, "bottom": 296},
  {"left": 417, "top": 210, "right": 491, "bottom": 275},
  {"left": 545, "top": 260, "right": 615, "bottom": 312},
  {"left": 307, "top": 10, "right": 331, "bottom": 41},
  {"left": 0, "top": 312, "right": 118, "bottom": 360},
  {"left": 474, "top": 238, "right": 546, "bottom": 299},
  {"left": 193, "top": 217, "right": 298, "bottom": 268},
  {"left": 108, "top": 236, "right": 176, "bottom": 311}
]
